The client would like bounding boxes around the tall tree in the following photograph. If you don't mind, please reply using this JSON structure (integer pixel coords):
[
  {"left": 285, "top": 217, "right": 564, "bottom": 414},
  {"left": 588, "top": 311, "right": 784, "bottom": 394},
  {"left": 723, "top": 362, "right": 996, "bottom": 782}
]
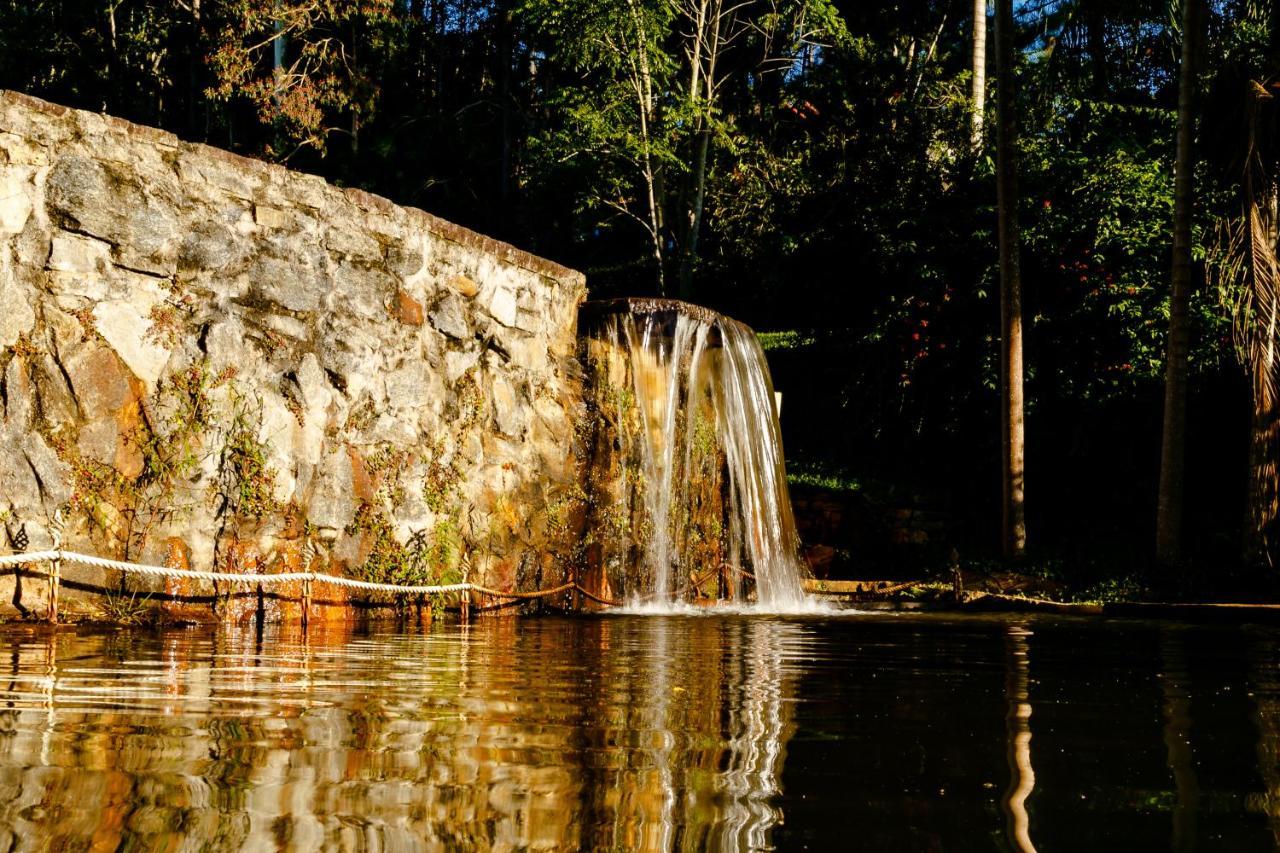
[
  {"left": 1155, "top": 0, "right": 1202, "bottom": 567},
  {"left": 995, "top": 0, "right": 1025, "bottom": 560},
  {"left": 971, "top": 0, "right": 986, "bottom": 149}
]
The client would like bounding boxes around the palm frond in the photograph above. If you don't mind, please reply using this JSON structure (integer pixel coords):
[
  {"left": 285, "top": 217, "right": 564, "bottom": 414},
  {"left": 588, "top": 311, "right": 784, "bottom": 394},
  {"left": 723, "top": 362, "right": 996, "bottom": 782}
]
[{"left": 1213, "top": 79, "right": 1279, "bottom": 399}]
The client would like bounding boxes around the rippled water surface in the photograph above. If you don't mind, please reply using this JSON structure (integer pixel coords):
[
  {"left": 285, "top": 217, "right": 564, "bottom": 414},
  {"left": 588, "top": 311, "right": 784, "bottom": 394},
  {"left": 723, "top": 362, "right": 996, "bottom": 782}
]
[{"left": 0, "top": 612, "right": 1279, "bottom": 850}]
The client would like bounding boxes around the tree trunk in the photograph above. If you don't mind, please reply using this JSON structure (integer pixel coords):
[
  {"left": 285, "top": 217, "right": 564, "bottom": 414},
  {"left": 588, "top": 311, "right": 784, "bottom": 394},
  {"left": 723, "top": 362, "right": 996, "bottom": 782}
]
[
  {"left": 187, "top": 0, "right": 204, "bottom": 138},
  {"left": 625, "top": 0, "right": 666, "bottom": 295},
  {"left": 497, "top": 0, "right": 513, "bottom": 204},
  {"left": 1155, "top": 0, "right": 1202, "bottom": 567},
  {"left": 995, "top": 0, "right": 1026, "bottom": 560},
  {"left": 970, "top": 0, "right": 986, "bottom": 149},
  {"left": 1087, "top": 0, "right": 1108, "bottom": 100},
  {"left": 677, "top": 128, "right": 710, "bottom": 300}
]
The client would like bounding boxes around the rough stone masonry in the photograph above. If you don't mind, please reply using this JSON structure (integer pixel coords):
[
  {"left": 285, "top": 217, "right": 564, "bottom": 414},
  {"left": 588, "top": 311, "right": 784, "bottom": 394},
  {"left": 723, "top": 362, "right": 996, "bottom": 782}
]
[{"left": 0, "top": 90, "right": 588, "bottom": 621}]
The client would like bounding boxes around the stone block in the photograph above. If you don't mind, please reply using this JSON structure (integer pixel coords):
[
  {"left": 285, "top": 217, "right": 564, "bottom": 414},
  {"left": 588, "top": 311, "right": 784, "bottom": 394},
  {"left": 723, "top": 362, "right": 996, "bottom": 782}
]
[
  {"left": 429, "top": 292, "right": 472, "bottom": 340},
  {"left": 253, "top": 204, "right": 290, "bottom": 229},
  {"left": 0, "top": 166, "right": 33, "bottom": 234},
  {"left": 488, "top": 287, "right": 518, "bottom": 327}
]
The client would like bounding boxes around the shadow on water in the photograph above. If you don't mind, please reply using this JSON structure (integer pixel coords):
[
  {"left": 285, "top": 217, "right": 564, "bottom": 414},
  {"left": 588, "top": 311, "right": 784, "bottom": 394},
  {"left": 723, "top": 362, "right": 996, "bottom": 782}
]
[{"left": 0, "top": 613, "right": 1278, "bottom": 849}]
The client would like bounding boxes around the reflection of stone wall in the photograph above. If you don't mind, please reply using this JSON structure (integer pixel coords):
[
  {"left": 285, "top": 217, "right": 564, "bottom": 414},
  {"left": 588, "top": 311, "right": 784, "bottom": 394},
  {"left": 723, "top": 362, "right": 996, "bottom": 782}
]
[
  {"left": 0, "top": 91, "right": 586, "bottom": 619},
  {"left": 0, "top": 620, "right": 797, "bottom": 849}
]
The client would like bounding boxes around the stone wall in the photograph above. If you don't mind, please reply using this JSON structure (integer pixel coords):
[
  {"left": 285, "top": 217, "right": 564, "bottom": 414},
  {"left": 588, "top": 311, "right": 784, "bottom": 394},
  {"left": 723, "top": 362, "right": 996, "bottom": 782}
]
[{"left": 0, "top": 90, "right": 587, "bottom": 620}]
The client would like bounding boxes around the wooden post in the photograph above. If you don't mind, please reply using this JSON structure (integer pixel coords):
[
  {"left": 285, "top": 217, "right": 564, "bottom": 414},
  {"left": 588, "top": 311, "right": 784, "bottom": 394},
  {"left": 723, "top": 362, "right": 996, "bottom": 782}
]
[
  {"left": 47, "top": 554, "right": 60, "bottom": 624},
  {"left": 460, "top": 590, "right": 470, "bottom": 622},
  {"left": 47, "top": 512, "right": 64, "bottom": 625},
  {"left": 301, "top": 576, "right": 312, "bottom": 630},
  {"left": 570, "top": 561, "right": 581, "bottom": 613}
]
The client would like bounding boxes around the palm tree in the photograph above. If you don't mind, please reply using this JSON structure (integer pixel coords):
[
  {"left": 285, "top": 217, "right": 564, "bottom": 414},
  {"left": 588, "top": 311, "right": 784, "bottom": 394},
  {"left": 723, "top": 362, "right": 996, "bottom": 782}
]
[{"left": 1207, "top": 8, "right": 1280, "bottom": 566}]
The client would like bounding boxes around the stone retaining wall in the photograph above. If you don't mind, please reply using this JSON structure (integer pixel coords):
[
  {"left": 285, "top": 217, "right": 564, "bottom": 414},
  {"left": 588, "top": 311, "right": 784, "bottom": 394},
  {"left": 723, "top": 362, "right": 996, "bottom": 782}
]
[{"left": 0, "top": 90, "right": 587, "bottom": 621}]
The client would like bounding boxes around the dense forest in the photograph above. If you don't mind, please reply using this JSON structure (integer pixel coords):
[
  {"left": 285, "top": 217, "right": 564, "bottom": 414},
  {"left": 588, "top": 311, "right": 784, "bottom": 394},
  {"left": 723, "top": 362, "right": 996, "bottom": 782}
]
[{"left": 1, "top": 0, "right": 1277, "bottom": 593}]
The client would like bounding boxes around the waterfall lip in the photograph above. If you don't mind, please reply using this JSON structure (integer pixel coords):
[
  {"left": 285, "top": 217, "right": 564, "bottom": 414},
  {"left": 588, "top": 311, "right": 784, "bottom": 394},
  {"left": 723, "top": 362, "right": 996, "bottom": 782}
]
[{"left": 580, "top": 297, "right": 726, "bottom": 328}]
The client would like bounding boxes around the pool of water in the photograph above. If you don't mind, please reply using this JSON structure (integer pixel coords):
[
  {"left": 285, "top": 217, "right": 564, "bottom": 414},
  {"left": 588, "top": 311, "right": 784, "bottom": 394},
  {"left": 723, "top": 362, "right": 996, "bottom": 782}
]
[{"left": 0, "top": 611, "right": 1276, "bottom": 850}]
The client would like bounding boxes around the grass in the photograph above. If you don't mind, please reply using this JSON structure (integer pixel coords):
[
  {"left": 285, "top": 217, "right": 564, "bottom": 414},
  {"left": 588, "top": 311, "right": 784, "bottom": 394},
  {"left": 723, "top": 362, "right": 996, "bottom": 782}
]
[
  {"left": 98, "top": 588, "right": 156, "bottom": 625},
  {"left": 756, "top": 330, "right": 815, "bottom": 352},
  {"left": 785, "top": 457, "right": 863, "bottom": 495}
]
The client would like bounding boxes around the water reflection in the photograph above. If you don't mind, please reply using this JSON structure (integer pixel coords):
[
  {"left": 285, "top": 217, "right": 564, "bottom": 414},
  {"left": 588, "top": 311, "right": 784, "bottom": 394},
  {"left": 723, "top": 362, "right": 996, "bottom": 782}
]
[
  {"left": 3, "top": 616, "right": 1280, "bottom": 849},
  {"left": 1161, "top": 627, "right": 1199, "bottom": 853},
  {"left": 1003, "top": 623, "right": 1036, "bottom": 853},
  {"left": 0, "top": 618, "right": 800, "bottom": 850}
]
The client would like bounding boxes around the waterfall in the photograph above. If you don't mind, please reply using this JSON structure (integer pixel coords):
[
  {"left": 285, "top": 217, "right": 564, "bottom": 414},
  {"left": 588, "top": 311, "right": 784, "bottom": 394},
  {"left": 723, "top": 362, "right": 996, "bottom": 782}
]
[{"left": 580, "top": 299, "right": 809, "bottom": 610}]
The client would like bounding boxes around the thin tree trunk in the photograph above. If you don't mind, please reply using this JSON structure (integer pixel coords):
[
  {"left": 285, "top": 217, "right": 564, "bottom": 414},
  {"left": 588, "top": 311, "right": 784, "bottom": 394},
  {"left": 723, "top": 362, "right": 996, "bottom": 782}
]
[
  {"left": 677, "top": 0, "right": 720, "bottom": 300},
  {"left": 971, "top": 0, "right": 987, "bottom": 149},
  {"left": 497, "top": 0, "right": 513, "bottom": 204},
  {"left": 625, "top": 0, "right": 666, "bottom": 295},
  {"left": 1087, "top": 1, "right": 1108, "bottom": 100},
  {"left": 187, "top": 0, "right": 203, "bottom": 138},
  {"left": 678, "top": 128, "right": 710, "bottom": 300},
  {"left": 995, "top": 0, "right": 1026, "bottom": 560},
  {"left": 1156, "top": 0, "right": 1202, "bottom": 567}
]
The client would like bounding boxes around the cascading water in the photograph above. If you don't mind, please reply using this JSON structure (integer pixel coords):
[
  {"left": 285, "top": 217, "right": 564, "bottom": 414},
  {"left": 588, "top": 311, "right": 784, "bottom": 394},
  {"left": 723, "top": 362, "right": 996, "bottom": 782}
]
[{"left": 579, "top": 299, "right": 809, "bottom": 610}]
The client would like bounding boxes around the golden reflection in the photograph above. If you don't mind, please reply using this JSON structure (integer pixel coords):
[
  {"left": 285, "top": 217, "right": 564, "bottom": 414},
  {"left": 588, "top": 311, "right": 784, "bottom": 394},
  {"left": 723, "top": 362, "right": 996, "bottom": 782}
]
[
  {"left": 1002, "top": 623, "right": 1036, "bottom": 853},
  {"left": 1160, "top": 627, "right": 1198, "bottom": 853},
  {"left": 0, "top": 618, "right": 802, "bottom": 850}
]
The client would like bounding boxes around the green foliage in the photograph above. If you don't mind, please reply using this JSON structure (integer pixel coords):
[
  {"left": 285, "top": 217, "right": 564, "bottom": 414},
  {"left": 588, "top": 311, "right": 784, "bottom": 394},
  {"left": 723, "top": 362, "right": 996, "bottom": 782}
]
[
  {"left": 347, "top": 503, "right": 464, "bottom": 590},
  {"left": 786, "top": 459, "right": 862, "bottom": 495},
  {"left": 52, "top": 360, "right": 236, "bottom": 558},
  {"left": 756, "top": 330, "right": 814, "bottom": 353},
  {"left": 545, "top": 484, "right": 588, "bottom": 541},
  {"left": 220, "top": 394, "right": 281, "bottom": 522}
]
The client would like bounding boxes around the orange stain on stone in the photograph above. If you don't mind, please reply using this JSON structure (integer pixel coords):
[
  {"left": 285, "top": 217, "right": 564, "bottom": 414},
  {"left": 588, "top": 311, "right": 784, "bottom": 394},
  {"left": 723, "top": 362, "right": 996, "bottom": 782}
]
[{"left": 392, "top": 289, "right": 424, "bottom": 325}]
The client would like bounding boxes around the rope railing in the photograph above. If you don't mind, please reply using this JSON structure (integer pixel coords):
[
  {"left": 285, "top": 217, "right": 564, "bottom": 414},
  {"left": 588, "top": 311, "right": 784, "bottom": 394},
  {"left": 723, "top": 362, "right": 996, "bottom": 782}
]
[{"left": 0, "top": 546, "right": 618, "bottom": 623}]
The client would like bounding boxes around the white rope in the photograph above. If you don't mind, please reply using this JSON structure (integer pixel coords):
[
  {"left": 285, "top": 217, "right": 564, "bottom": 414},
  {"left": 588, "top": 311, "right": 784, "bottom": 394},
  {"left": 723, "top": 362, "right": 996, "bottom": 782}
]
[
  {"left": 0, "top": 549, "right": 476, "bottom": 596},
  {"left": 310, "top": 575, "right": 473, "bottom": 595},
  {"left": 0, "top": 551, "right": 60, "bottom": 568}
]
